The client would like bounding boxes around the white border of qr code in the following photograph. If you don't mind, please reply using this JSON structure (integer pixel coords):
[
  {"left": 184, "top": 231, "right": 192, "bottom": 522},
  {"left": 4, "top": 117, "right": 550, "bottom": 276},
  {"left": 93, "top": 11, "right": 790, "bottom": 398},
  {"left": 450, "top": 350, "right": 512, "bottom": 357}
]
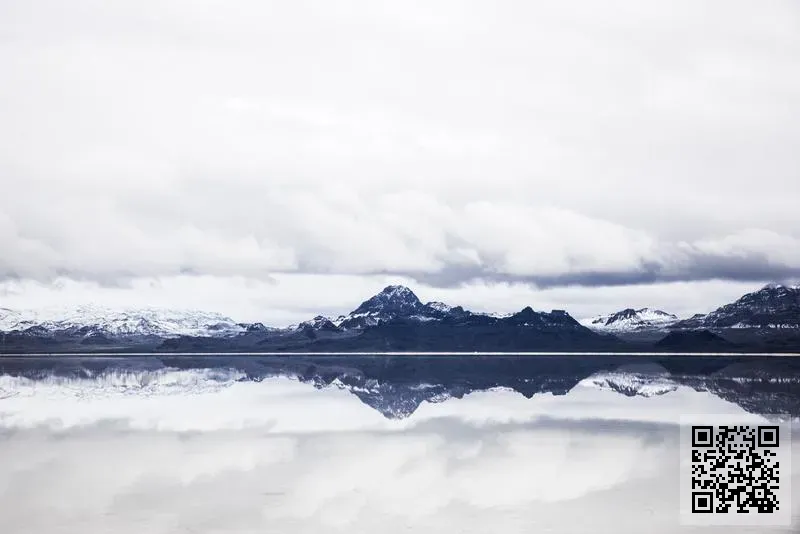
[{"left": 679, "top": 414, "right": 792, "bottom": 527}]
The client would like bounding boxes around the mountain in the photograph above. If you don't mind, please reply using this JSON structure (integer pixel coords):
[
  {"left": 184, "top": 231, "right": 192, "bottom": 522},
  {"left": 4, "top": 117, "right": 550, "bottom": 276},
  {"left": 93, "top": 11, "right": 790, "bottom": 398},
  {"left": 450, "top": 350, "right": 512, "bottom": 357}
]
[
  {"left": 323, "top": 285, "right": 467, "bottom": 330},
  {"left": 149, "top": 286, "right": 620, "bottom": 353},
  {"left": 352, "top": 285, "right": 423, "bottom": 317},
  {"left": 672, "top": 284, "right": 800, "bottom": 330},
  {"left": 301, "top": 285, "right": 579, "bottom": 334},
  {"left": 0, "top": 305, "right": 248, "bottom": 339},
  {"left": 583, "top": 308, "right": 678, "bottom": 332}
]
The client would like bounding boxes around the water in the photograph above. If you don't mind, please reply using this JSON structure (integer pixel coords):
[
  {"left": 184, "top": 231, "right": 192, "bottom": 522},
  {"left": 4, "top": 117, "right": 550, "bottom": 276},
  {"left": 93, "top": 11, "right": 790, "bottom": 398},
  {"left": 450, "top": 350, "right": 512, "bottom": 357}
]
[{"left": 1, "top": 354, "right": 798, "bottom": 533}]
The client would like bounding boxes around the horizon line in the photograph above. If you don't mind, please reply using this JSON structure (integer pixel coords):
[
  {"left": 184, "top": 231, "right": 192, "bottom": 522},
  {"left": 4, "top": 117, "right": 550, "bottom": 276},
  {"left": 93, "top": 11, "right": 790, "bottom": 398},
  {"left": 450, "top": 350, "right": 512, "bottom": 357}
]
[{"left": 1, "top": 351, "right": 799, "bottom": 357}]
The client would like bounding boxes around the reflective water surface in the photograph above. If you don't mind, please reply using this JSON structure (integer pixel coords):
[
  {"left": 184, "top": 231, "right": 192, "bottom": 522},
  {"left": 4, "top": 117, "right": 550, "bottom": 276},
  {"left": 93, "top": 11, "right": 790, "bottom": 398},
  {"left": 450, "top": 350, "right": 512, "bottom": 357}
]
[{"left": 0, "top": 354, "right": 798, "bottom": 533}]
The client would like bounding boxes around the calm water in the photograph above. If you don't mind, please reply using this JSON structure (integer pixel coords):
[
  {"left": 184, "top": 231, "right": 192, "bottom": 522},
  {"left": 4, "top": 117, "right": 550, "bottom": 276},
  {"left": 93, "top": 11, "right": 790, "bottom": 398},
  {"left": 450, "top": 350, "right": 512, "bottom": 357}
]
[{"left": 1, "top": 353, "right": 798, "bottom": 533}]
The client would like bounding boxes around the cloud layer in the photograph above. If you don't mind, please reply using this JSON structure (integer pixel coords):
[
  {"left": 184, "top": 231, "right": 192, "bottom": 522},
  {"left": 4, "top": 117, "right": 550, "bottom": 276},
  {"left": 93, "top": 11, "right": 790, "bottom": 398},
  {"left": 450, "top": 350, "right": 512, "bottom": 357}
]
[{"left": 1, "top": 0, "right": 800, "bottom": 296}]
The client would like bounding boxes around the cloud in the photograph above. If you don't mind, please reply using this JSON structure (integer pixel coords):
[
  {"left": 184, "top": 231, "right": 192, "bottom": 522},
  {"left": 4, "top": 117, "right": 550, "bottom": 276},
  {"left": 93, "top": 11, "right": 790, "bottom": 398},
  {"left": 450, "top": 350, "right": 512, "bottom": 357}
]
[
  {"left": 0, "top": 375, "right": 798, "bottom": 533},
  {"left": 0, "top": 424, "right": 670, "bottom": 533},
  {"left": 1, "top": 0, "right": 800, "bottom": 296}
]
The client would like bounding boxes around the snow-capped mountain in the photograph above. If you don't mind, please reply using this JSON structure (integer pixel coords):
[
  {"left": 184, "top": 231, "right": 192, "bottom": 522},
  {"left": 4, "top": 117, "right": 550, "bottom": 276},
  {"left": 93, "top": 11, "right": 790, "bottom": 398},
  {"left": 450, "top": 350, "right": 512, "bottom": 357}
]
[
  {"left": 296, "top": 285, "right": 585, "bottom": 333},
  {"left": 0, "top": 305, "right": 246, "bottom": 338},
  {"left": 672, "top": 283, "right": 800, "bottom": 329},
  {"left": 352, "top": 285, "right": 423, "bottom": 317},
  {"left": 582, "top": 307, "right": 678, "bottom": 332},
  {"left": 4, "top": 282, "right": 800, "bottom": 353},
  {"left": 300, "top": 285, "right": 469, "bottom": 331}
]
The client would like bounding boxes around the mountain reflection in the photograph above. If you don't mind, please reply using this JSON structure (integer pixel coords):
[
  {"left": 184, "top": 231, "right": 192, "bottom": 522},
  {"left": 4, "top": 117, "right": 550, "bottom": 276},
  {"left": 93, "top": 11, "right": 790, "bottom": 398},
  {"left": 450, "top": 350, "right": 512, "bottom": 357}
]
[{"left": 2, "top": 354, "right": 799, "bottom": 419}]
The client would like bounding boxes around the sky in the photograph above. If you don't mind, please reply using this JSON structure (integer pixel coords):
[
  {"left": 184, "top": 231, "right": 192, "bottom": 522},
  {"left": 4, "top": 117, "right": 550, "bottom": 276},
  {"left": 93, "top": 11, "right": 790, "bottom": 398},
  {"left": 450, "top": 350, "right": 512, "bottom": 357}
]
[
  {"left": 0, "top": 373, "right": 797, "bottom": 533},
  {"left": 1, "top": 0, "right": 799, "bottom": 325}
]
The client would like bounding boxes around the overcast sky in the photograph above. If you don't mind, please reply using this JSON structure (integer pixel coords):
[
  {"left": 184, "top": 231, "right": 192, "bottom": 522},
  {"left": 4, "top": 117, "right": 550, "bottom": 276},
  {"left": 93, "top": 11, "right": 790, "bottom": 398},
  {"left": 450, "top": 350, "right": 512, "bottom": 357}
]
[{"left": 1, "top": 0, "right": 799, "bottom": 324}]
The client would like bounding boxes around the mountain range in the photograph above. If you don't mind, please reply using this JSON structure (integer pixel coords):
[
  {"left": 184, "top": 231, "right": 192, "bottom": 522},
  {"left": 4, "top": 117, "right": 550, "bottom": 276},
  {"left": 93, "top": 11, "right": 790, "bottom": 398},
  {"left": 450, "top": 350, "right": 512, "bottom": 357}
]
[{"left": 2, "top": 283, "right": 800, "bottom": 353}]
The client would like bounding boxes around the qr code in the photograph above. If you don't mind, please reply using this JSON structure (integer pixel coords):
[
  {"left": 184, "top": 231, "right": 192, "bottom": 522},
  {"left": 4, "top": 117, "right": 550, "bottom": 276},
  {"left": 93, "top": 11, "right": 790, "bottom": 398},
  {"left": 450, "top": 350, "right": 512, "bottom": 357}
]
[
  {"left": 691, "top": 425, "right": 780, "bottom": 513},
  {"left": 680, "top": 416, "right": 792, "bottom": 527}
]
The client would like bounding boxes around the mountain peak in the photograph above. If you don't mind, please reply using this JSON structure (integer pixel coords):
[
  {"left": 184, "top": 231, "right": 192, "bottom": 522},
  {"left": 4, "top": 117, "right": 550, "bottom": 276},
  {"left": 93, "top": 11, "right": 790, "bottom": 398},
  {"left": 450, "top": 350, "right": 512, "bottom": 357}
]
[
  {"left": 506, "top": 306, "right": 541, "bottom": 326},
  {"left": 761, "top": 283, "right": 786, "bottom": 291},
  {"left": 351, "top": 285, "right": 423, "bottom": 316},
  {"left": 381, "top": 285, "right": 416, "bottom": 297}
]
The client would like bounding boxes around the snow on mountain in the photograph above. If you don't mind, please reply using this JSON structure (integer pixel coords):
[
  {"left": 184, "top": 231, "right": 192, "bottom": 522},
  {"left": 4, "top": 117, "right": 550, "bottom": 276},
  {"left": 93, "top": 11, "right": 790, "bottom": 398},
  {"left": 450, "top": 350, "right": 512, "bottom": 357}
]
[
  {"left": 636, "top": 308, "right": 678, "bottom": 323},
  {"left": 672, "top": 283, "right": 800, "bottom": 329},
  {"left": 298, "top": 315, "right": 341, "bottom": 332},
  {"left": 302, "top": 285, "right": 461, "bottom": 331},
  {"left": 425, "top": 301, "right": 453, "bottom": 313},
  {"left": 582, "top": 307, "right": 678, "bottom": 332},
  {"left": 0, "top": 305, "right": 246, "bottom": 338},
  {"left": 0, "top": 308, "right": 37, "bottom": 332},
  {"left": 482, "top": 311, "right": 514, "bottom": 319}
]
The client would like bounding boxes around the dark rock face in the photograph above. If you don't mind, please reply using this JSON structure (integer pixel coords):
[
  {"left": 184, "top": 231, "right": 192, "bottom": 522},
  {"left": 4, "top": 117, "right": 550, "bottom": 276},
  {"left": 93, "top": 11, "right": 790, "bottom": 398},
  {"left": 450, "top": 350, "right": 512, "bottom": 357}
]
[
  {"left": 605, "top": 308, "right": 639, "bottom": 324},
  {"left": 240, "top": 322, "right": 269, "bottom": 333},
  {"left": 314, "top": 321, "right": 621, "bottom": 353},
  {"left": 80, "top": 333, "right": 114, "bottom": 345},
  {"left": 671, "top": 314, "right": 707, "bottom": 329},
  {"left": 656, "top": 330, "right": 736, "bottom": 351}
]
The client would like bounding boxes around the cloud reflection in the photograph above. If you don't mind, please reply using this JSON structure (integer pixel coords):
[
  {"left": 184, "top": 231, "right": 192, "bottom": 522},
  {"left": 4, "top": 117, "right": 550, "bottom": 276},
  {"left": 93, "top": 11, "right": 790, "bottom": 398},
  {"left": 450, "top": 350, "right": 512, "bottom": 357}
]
[{"left": 0, "top": 375, "right": 797, "bottom": 533}]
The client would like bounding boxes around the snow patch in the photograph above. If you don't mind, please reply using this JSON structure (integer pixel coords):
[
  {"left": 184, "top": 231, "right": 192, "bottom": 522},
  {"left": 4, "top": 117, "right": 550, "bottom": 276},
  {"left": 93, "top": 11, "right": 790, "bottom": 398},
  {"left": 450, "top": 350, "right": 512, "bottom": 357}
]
[{"left": 582, "top": 307, "right": 678, "bottom": 332}]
